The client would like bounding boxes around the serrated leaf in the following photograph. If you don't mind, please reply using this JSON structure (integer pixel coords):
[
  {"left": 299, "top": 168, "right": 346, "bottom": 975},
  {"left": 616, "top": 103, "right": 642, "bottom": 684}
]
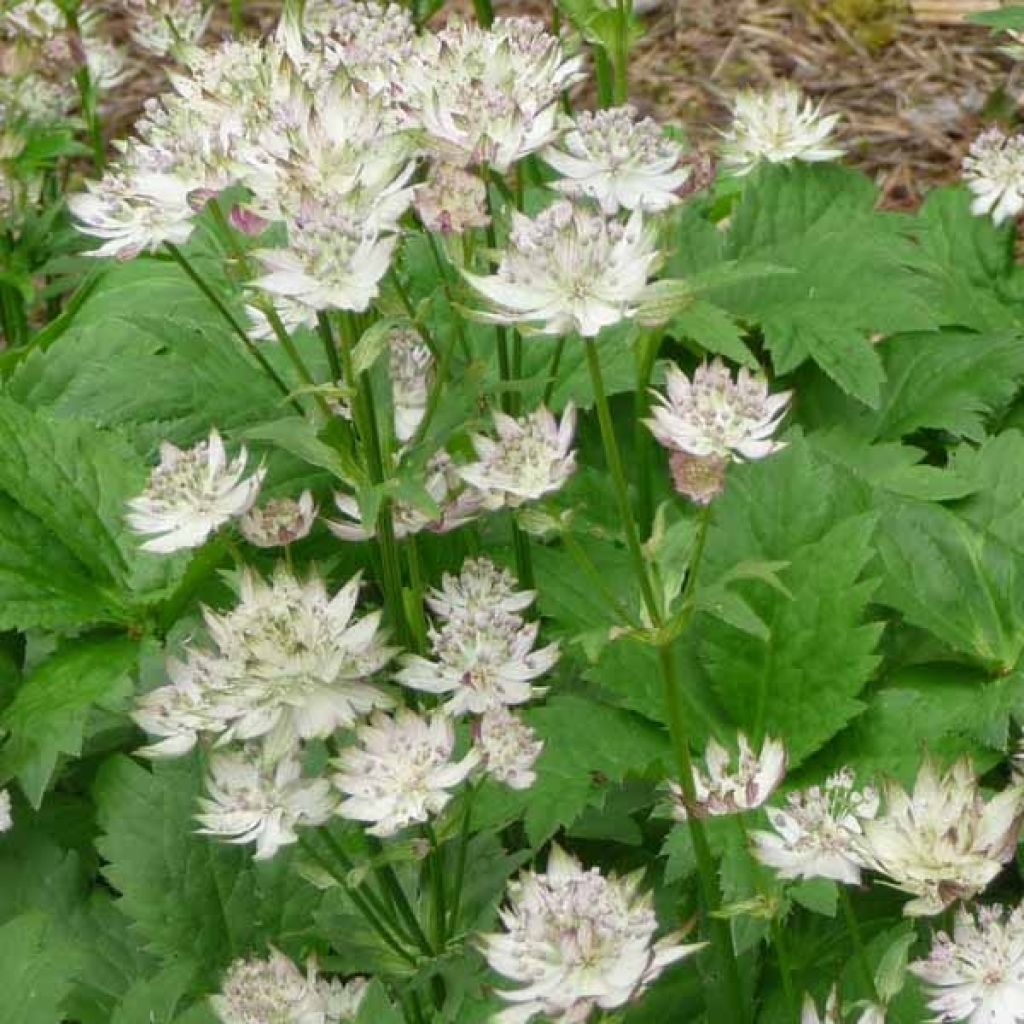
[
  {"left": 790, "top": 878, "right": 837, "bottom": 917},
  {"left": 109, "top": 962, "right": 200, "bottom": 1024},
  {"left": 0, "top": 636, "right": 140, "bottom": 807},
  {"left": 668, "top": 299, "right": 757, "bottom": 367},
  {"left": 94, "top": 755, "right": 322, "bottom": 979},
  {"left": 0, "top": 911, "right": 81, "bottom": 1024}
]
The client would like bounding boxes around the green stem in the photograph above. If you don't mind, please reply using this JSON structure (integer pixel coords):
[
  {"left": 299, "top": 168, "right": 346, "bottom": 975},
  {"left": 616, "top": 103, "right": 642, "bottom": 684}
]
[
  {"left": 389, "top": 268, "right": 439, "bottom": 360},
  {"left": 371, "top": 855, "right": 435, "bottom": 959},
  {"left": 447, "top": 783, "right": 477, "bottom": 939},
  {"left": 594, "top": 46, "right": 615, "bottom": 109},
  {"left": 298, "top": 834, "right": 417, "bottom": 966},
  {"left": 541, "top": 337, "right": 566, "bottom": 407},
  {"left": 771, "top": 917, "right": 798, "bottom": 1019},
  {"left": 424, "top": 823, "right": 448, "bottom": 953},
  {"left": 840, "top": 886, "right": 879, "bottom": 1001},
  {"left": 406, "top": 536, "right": 429, "bottom": 653},
  {"left": 316, "top": 311, "right": 343, "bottom": 382},
  {"left": 424, "top": 232, "right": 471, "bottom": 361},
  {"left": 164, "top": 243, "right": 298, "bottom": 411},
  {"left": 511, "top": 515, "right": 535, "bottom": 590},
  {"left": 230, "top": 0, "right": 244, "bottom": 34},
  {"left": 472, "top": 0, "right": 493, "bottom": 26},
  {"left": 634, "top": 331, "right": 660, "bottom": 537},
  {"left": 613, "top": 0, "right": 631, "bottom": 104}
]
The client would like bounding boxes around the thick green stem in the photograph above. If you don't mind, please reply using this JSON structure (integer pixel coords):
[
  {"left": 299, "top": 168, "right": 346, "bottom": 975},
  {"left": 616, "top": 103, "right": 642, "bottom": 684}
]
[
  {"left": 447, "top": 783, "right": 477, "bottom": 939},
  {"left": 840, "top": 886, "right": 879, "bottom": 1002},
  {"left": 405, "top": 536, "right": 429, "bottom": 653},
  {"left": 585, "top": 340, "right": 747, "bottom": 1022},
  {"left": 613, "top": 0, "right": 631, "bottom": 104},
  {"left": 634, "top": 331, "right": 660, "bottom": 537},
  {"left": 593, "top": 47, "right": 615, "bottom": 109},
  {"left": 424, "top": 823, "right": 448, "bottom": 952},
  {"left": 316, "top": 311, "right": 343, "bottom": 382},
  {"left": 541, "top": 337, "right": 567, "bottom": 407},
  {"left": 164, "top": 243, "right": 299, "bottom": 411},
  {"left": 230, "top": 0, "right": 245, "bottom": 34},
  {"left": 472, "top": 0, "right": 494, "bottom": 26}
]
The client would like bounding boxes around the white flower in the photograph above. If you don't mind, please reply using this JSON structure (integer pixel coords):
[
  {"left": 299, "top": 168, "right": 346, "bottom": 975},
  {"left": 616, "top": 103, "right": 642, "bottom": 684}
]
[
  {"left": 426, "top": 557, "right": 535, "bottom": 623},
  {"left": 197, "top": 748, "right": 336, "bottom": 860},
  {"left": 668, "top": 451, "right": 729, "bottom": 505},
  {"left": 963, "top": 127, "right": 1024, "bottom": 226},
  {"left": 802, "top": 987, "right": 841, "bottom": 1024},
  {"left": 751, "top": 768, "right": 879, "bottom": 885},
  {"left": 389, "top": 327, "right": 434, "bottom": 443},
  {"left": 911, "top": 903, "right": 1024, "bottom": 1024},
  {"left": 543, "top": 106, "right": 689, "bottom": 215},
  {"left": 646, "top": 359, "right": 791, "bottom": 462},
  {"left": 0, "top": 788, "right": 11, "bottom": 833},
  {"left": 70, "top": 164, "right": 197, "bottom": 260},
  {"left": 200, "top": 567, "right": 397, "bottom": 751},
  {"left": 463, "top": 200, "right": 658, "bottom": 337},
  {"left": 125, "top": 429, "right": 265, "bottom": 553},
  {"left": 240, "top": 491, "right": 317, "bottom": 547},
  {"left": 246, "top": 294, "right": 320, "bottom": 341},
  {"left": 669, "top": 733, "right": 786, "bottom": 821},
  {"left": 85, "top": 34, "right": 131, "bottom": 92},
  {"left": 476, "top": 707, "right": 543, "bottom": 790},
  {"left": 333, "top": 709, "right": 478, "bottom": 837},
  {"left": 404, "top": 18, "right": 584, "bottom": 171},
  {"left": 481, "top": 845, "right": 703, "bottom": 1024},
  {"left": 212, "top": 949, "right": 362, "bottom": 1024},
  {"left": 458, "top": 404, "right": 577, "bottom": 509},
  {"left": 721, "top": 84, "right": 843, "bottom": 176},
  {"left": 858, "top": 756, "right": 1024, "bottom": 917},
  {"left": 414, "top": 162, "right": 490, "bottom": 235},
  {"left": 123, "top": 0, "right": 210, "bottom": 57},
  {"left": 398, "top": 608, "right": 558, "bottom": 716}
]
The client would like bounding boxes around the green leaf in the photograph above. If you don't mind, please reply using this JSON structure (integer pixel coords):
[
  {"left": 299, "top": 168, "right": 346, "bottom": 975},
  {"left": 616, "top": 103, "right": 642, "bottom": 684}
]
[
  {"left": 0, "top": 636, "right": 140, "bottom": 807},
  {"left": 94, "top": 755, "right": 322, "bottom": 978},
  {"left": 667, "top": 299, "right": 757, "bottom": 367},
  {"left": 0, "top": 911, "right": 81, "bottom": 1024},
  {"left": 109, "top": 962, "right": 200, "bottom": 1024},
  {"left": 875, "top": 501, "right": 1024, "bottom": 671},
  {"left": 869, "top": 330, "right": 1024, "bottom": 441},
  {"left": 719, "top": 163, "right": 937, "bottom": 404},
  {"left": 790, "top": 879, "right": 838, "bottom": 917},
  {"left": 969, "top": 4, "right": 1024, "bottom": 30},
  {"left": 949, "top": 430, "right": 1024, "bottom": 553}
]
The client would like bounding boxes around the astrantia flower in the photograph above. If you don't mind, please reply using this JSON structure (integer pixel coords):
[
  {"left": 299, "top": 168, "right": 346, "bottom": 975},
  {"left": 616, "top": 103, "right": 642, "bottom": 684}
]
[
  {"left": 389, "top": 327, "right": 434, "bottom": 443},
  {"left": 70, "top": 163, "right": 197, "bottom": 260},
  {"left": 426, "top": 557, "right": 534, "bottom": 623},
  {"left": 414, "top": 162, "right": 490, "bottom": 235},
  {"left": 200, "top": 567, "right": 396, "bottom": 750},
  {"left": 0, "top": 788, "right": 11, "bottom": 833},
  {"left": 669, "top": 733, "right": 786, "bottom": 821},
  {"left": 751, "top": 768, "right": 879, "bottom": 885},
  {"left": 458, "top": 404, "right": 577, "bottom": 509},
  {"left": 463, "top": 200, "right": 658, "bottom": 337},
  {"left": 646, "top": 359, "right": 791, "bottom": 462},
  {"left": 668, "top": 451, "right": 729, "bottom": 505},
  {"left": 404, "top": 18, "right": 584, "bottom": 171},
  {"left": 802, "top": 987, "right": 841, "bottom": 1024},
  {"left": 482, "top": 845, "right": 702, "bottom": 1023},
  {"left": 123, "top": 0, "right": 209, "bottom": 57},
  {"left": 543, "top": 106, "right": 689, "bottom": 215},
  {"left": 125, "top": 429, "right": 265, "bottom": 553},
  {"left": 212, "top": 949, "right": 363, "bottom": 1024},
  {"left": 721, "top": 84, "right": 843, "bottom": 176},
  {"left": 858, "top": 756, "right": 1024, "bottom": 916},
  {"left": 911, "top": 903, "right": 1024, "bottom": 1023},
  {"left": 240, "top": 491, "right": 317, "bottom": 548},
  {"left": 197, "top": 747, "right": 335, "bottom": 860},
  {"left": 476, "top": 706, "right": 543, "bottom": 790},
  {"left": 962, "top": 127, "right": 1024, "bottom": 226},
  {"left": 333, "top": 709, "right": 478, "bottom": 837}
]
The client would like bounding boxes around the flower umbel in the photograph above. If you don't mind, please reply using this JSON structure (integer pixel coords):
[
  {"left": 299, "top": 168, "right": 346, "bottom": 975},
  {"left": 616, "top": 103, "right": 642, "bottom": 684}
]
[
  {"left": 197, "top": 747, "right": 335, "bottom": 860},
  {"left": 646, "top": 358, "right": 791, "bottom": 462},
  {"left": 240, "top": 491, "right": 317, "bottom": 548},
  {"left": 721, "top": 84, "right": 842, "bottom": 176},
  {"left": 669, "top": 733, "right": 786, "bottom": 821},
  {"left": 911, "top": 903, "right": 1024, "bottom": 1024},
  {"left": 476, "top": 706, "right": 544, "bottom": 791},
  {"left": 481, "top": 845, "right": 703, "bottom": 1023},
  {"left": 751, "top": 767, "right": 879, "bottom": 885},
  {"left": 463, "top": 200, "right": 658, "bottom": 337},
  {"left": 962, "top": 127, "right": 1024, "bottom": 226},
  {"left": 333, "top": 709, "right": 478, "bottom": 837},
  {"left": 125, "top": 429, "right": 265, "bottom": 553},
  {"left": 543, "top": 105, "right": 689, "bottom": 215},
  {"left": 858, "top": 756, "right": 1024, "bottom": 916}
]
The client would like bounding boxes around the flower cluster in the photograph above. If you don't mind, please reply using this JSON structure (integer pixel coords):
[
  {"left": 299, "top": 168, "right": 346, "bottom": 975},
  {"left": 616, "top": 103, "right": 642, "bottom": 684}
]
[
  {"left": 962, "top": 126, "right": 1024, "bottom": 226},
  {"left": 399, "top": 557, "right": 553, "bottom": 787},
  {"left": 212, "top": 949, "right": 367, "bottom": 1024},
  {"left": 481, "top": 846, "right": 702, "bottom": 1023}
]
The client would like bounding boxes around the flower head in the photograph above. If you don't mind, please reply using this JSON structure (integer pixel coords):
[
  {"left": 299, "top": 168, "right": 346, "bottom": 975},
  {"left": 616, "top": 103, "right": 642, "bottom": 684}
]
[
  {"left": 721, "top": 84, "right": 842, "bottom": 176},
  {"left": 669, "top": 733, "right": 786, "bottom": 821},
  {"left": 464, "top": 200, "right": 658, "bottom": 337},
  {"left": 751, "top": 767, "right": 879, "bottom": 885},
  {"left": 397, "top": 557, "right": 558, "bottom": 715},
  {"left": 481, "top": 845, "right": 702, "bottom": 1023},
  {"left": 476, "top": 707, "right": 543, "bottom": 791},
  {"left": 389, "top": 327, "right": 434, "bottom": 443},
  {"left": 646, "top": 359, "right": 791, "bottom": 462},
  {"left": 668, "top": 451, "right": 729, "bottom": 505},
  {"left": 458, "top": 404, "right": 576, "bottom": 510},
  {"left": 858, "top": 756, "right": 1024, "bottom": 916},
  {"left": 240, "top": 491, "right": 317, "bottom": 547},
  {"left": 122, "top": 0, "right": 209, "bottom": 57},
  {"left": 405, "top": 18, "right": 584, "bottom": 171},
  {"left": 963, "top": 127, "right": 1024, "bottom": 226},
  {"left": 333, "top": 709, "right": 478, "bottom": 837},
  {"left": 911, "top": 903, "right": 1024, "bottom": 1023},
  {"left": 197, "top": 747, "right": 336, "bottom": 860},
  {"left": 212, "top": 949, "right": 365, "bottom": 1024},
  {"left": 126, "top": 429, "right": 265, "bottom": 553},
  {"left": 544, "top": 106, "right": 689, "bottom": 215},
  {"left": 414, "top": 162, "right": 490, "bottom": 235}
]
